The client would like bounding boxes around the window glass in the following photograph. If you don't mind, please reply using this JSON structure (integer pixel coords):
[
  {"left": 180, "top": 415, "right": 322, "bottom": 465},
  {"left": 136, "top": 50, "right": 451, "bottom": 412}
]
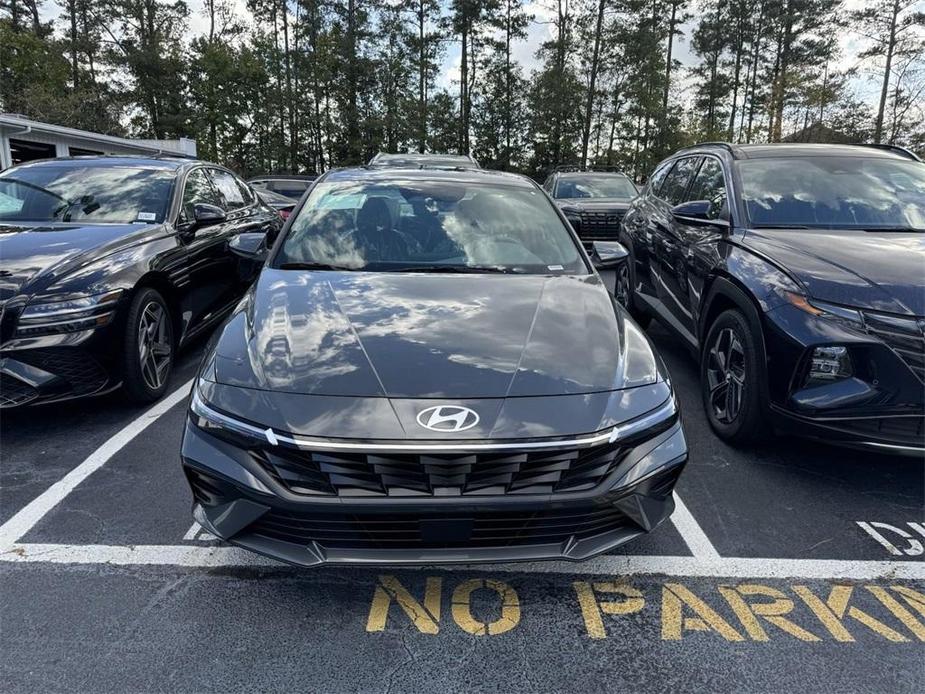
[
  {"left": 659, "top": 157, "right": 701, "bottom": 205},
  {"left": 267, "top": 179, "right": 310, "bottom": 199},
  {"left": 235, "top": 176, "right": 256, "bottom": 205},
  {"left": 0, "top": 165, "right": 174, "bottom": 224},
  {"left": 209, "top": 168, "right": 245, "bottom": 210},
  {"left": 278, "top": 179, "right": 586, "bottom": 274},
  {"left": 686, "top": 158, "right": 728, "bottom": 220},
  {"left": 646, "top": 161, "right": 673, "bottom": 197},
  {"left": 738, "top": 157, "right": 925, "bottom": 230},
  {"left": 554, "top": 175, "right": 637, "bottom": 200},
  {"left": 183, "top": 168, "right": 223, "bottom": 215}
]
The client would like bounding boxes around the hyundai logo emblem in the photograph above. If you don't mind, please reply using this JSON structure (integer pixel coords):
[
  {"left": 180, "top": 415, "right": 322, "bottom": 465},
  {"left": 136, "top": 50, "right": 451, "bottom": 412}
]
[{"left": 416, "top": 405, "right": 480, "bottom": 433}]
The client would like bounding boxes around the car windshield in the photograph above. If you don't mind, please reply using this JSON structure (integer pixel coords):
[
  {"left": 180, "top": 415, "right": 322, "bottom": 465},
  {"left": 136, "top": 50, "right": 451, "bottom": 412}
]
[
  {"left": 738, "top": 156, "right": 925, "bottom": 231},
  {"left": 555, "top": 175, "right": 637, "bottom": 200},
  {"left": 0, "top": 165, "right": 174, "bottom": 224},
  {"left": 275, "top": 178, "right": 586, "bottom": 274}
]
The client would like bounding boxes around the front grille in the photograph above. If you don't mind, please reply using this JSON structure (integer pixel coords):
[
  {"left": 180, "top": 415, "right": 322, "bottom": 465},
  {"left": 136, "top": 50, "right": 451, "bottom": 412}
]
[
  {"left": 578, "top": 210, "right": 625, "bottom": 244},
  {"left": 14, "top": 348, "right": 108, "bottom": 396},
  {"left": 246, "top": 505, "right": 630, "bottom": 550},
  {"left": 862, "top": 312, "right": 925, "bottom": 382},
  {"left": 0, "top": 373, "right": 38, "bottom": 407},
  {"left": 251, "top": 440, "right": 629, "bottom": 498}
]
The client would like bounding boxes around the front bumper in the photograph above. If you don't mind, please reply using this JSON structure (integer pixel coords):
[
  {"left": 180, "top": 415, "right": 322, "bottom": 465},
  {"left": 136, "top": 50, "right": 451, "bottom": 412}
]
[
  {"left": 0, "top": 331, "right": 120, "bottom": 407},
  {"left": 181, "top": 417, "right": 688, "bottom": 567},
  {"left": 763, "top": 302, "right": 924, "bottom": 454}
]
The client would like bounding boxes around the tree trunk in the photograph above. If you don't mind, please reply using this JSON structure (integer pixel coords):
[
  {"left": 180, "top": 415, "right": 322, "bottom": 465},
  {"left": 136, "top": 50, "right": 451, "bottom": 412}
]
[
  {"left": 874, "top": 0, "right": 901, "bottom": 144},
  {"left": 581, "top": 0, "right": 605, "bottom": 168}
]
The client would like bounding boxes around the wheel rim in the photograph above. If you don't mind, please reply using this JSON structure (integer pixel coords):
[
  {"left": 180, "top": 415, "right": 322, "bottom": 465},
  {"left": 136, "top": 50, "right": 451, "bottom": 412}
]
[
  {"left": 705, "top": 327, "right": 746, "bottom": 424},
  {"left": 615, "top": 264, "right": 630, "bottom": 307},
  {"left": 137, "top": 301, "right": 172, "bottom": 391}
]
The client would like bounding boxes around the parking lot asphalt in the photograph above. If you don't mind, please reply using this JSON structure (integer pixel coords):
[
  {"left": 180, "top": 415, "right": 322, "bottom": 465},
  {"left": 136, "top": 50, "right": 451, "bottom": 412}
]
[{"left": 2, "top": 323, "right": 923, "bottom": 693}]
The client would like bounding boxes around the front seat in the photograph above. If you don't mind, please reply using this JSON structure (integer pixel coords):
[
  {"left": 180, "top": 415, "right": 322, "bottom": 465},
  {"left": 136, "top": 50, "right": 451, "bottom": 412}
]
[{"left": 355, "top": 196, "right": 407, "bottom": 262}]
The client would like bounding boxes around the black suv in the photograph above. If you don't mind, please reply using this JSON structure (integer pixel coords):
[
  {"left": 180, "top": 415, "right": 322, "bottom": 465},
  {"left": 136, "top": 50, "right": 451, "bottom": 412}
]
[
  {"left": 620, "top": 143, "right": 924, "bottom": 454},
  {"left": 543, "top": 169, "right": 639, "bottom": 250}
]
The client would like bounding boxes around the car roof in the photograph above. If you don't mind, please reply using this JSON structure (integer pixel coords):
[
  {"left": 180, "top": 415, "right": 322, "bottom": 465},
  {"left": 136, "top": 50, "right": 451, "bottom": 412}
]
[
  {"left": 556, "top": 170, "right": 631, "bottom": 179},
  {"left": 370, "top": 152, "right": 478, "bottom": 165},
  {"left": 676, "top": 142, "right": 920, "bottom": 162},
  {"left": 323, "top": 166, "right": 534, "bottom": 188},
  {"left": 247, "top": 174, "right": 316, "bottom": 181},
  {"left": 1, "top": 155, "right": 209, "bottom": 172}
]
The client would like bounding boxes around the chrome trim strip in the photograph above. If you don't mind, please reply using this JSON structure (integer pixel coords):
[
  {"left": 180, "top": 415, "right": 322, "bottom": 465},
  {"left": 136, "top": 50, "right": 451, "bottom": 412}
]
[
  {"left": 19, "top": 298, "right": 120, "bottom": 320},
  {"left": 858, "top": 441, "right": 925, "bottom": 453},
  {"left": 191, "top": 388, "right": 677, "bottom": 453},
  {"left": 16, "top": 312, "right": 113, "bottom": 330}
]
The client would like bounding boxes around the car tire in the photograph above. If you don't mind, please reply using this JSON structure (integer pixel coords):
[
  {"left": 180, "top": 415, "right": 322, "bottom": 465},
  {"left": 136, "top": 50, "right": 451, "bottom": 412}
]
[
  {"left": 615, "top": 255, "right": 651, "bottom": 328},
  {"left": 700, "top": 308, "right": 767, "bottom": 445},
  {"left": 121, "top": 288, "right": 174, "bottom": 403}
]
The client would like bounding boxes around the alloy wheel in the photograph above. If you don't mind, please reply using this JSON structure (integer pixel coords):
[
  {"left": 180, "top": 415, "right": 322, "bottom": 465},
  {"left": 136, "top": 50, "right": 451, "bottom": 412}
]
[
  {"left": 705, "top": 327, "right": 746, "bottom": 424},
  {"left": 137, "top": 301, "right": 172, "bottom": 391}
]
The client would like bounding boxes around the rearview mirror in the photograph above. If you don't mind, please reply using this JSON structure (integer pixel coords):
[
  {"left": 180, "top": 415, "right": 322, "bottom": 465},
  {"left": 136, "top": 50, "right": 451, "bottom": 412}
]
[
  {"left": 229, "top": 232, "right": 268, "bottom": 262},
  {"left": 671, "top": 200, "right": 713, "bottom": 221},
  {"left": 591, "top": 241, "right": 629, "bottom": 270},
  {"left": 192, "top": 203, "right": 226, "bottom": 228}
]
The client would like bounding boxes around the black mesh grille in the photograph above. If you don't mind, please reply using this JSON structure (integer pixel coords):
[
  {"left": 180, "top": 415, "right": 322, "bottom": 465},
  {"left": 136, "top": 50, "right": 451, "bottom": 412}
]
[
  {"left": 14, "top": 348, "right": 108, "bottom": 396},
  {"left": 578, "top": 210, "right": 625, "bottom": 245},
  {"left": 0, "top": 373, "right": 39, "bottom": 407},
  {"left": 247, "top": 505, "right": 630, "bottom": 549},
  {"left": 250, "top": 440, "right": 628, "bottom": 498},
  {"left": 862, "top": 312, "right": 925, "bottom": 383}
]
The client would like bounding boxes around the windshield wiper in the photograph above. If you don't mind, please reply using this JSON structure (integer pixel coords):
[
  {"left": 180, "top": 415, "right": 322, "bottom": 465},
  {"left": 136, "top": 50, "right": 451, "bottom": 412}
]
[
  {"left": 384, "top": 264, "right": 528, "bottom": 274},
  {"left": 751, "top": 224, "right": 813, "bottom": 229},
  {"left": 858, "top": 226, "right": 923, "bottom": 233},
  {"left": 277, "top": 262, "right": 360, "bottom": 271}
]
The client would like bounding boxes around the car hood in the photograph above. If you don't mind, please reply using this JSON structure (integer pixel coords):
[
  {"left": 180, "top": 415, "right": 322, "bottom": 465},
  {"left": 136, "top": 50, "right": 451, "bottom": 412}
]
[
  {"left": 209, "top": 270, "right": 660, "bottom": 398},
  {"left": 743, "top": 229, "right": 925, "bottom": 316},
  {"left": 0, "top": 221, "right": 157, "bottom": 300},
  {"left": 555, "top": 198, "right": 632, "bottom": 211}
]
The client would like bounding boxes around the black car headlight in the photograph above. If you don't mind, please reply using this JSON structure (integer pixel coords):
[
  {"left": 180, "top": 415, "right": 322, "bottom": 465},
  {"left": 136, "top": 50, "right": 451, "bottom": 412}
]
[
  {"left": 190, "top": 381, "right": 278, "bottom": 445},
  {"left": 16, "top": 289, "right": 123, "bottom": 336}
]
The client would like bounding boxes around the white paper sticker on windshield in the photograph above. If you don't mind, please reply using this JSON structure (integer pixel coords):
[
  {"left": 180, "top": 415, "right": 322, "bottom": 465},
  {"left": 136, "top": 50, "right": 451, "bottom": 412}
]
[
  {"left": 137, "top": 212, "right": 157, "bottom": 222},
  {"left": 548, "top": 265, "right": 564, "bottom": 271}
]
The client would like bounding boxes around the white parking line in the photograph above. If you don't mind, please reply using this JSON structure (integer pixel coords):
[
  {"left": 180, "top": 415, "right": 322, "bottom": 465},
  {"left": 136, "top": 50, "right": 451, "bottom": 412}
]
[
  {"left": 3, "top": 542, "right": 925, "bottom": 580},
  {"left": 0, "top": 379, "right": 194, "bottom": 552},
  {"left": 182, "top": 522, "right": 202, "bottom": 541},
  {"left": 670, "top": 492, "right": 721, "bottom": 559}
]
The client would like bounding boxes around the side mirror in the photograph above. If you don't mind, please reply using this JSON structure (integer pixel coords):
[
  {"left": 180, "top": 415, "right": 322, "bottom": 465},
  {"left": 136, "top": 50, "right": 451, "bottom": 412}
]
[
  {"left": 191, "top": 203, "right": 226, "bottom": 228},
  {"left": 671, "top": 199, "right": 713, "bottom": 222},
  {"left": 591, "top": 240, "right": 629, "bottom": 270},
  {"left": 229, "top": 232, "right": 268, "bottom": 262}
]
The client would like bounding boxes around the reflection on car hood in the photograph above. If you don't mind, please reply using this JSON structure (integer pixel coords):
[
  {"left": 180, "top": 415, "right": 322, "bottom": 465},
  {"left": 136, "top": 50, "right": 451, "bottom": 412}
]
[
  {"left": 0, "top": 221, "right": 156, "bottom": 300},
  {"left": 743, "top": 229, "right": 925, "bottom": 316},
  {"left": 210, "top": 270, "right": 659, "bottom": 398}
]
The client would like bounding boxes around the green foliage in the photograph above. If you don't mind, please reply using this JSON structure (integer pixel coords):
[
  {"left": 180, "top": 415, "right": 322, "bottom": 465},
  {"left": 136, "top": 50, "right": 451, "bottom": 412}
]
[{"left": 1, "top": 0, "right": 920, "bottom": 175}]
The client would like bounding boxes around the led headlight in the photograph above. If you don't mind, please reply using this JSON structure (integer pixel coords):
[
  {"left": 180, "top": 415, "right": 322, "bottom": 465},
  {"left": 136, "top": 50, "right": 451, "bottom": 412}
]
[
  {"left": 16, "top": 289, "right": 123, "bottom": 336},
  {"left": 190, "top": 382, "right": 278, "bottom": 445}
]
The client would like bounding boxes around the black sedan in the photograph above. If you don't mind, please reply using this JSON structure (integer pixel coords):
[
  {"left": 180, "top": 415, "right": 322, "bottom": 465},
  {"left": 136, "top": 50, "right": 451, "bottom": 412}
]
[
  {"left": 620, "top": 143, "right": 924, "bottom": 454},
  {"left": 181, "top": 166, "right": 688, "bottom": 566},
  {"left": 0, "top": 156, "right": 281, "bottom": 407},
  {"left": 543, "top": 170, "right": 639, "bottom": 250}
]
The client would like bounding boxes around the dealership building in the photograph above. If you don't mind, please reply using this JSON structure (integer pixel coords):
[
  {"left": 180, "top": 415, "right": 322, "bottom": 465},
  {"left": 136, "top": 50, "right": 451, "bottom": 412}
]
[{"left": 0, "top": 113, "right": 196, "bottom": 170}]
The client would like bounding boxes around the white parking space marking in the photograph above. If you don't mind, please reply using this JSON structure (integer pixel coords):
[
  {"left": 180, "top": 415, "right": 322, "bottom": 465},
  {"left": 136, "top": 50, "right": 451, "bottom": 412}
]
[
  {"left": 4, "top": 542, "right": 925, "bottom": 580},
  {"left": 0, "top": 379, "right": 194, "bottom": 552},
  {"left": 182, "top": 522, "right": 202, "bottom": 541},
  {"left": 670, "top": 492, "right": 720, "bottom": 559},
  {"left": 857, "top": 522, "right": 925, "bottom": 557}
]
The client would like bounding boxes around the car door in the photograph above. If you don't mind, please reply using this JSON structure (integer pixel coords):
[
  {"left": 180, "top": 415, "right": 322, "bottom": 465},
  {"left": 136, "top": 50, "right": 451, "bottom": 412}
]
[
  {"left": 623, "top": 160, "right": 674, "bottom": 301},
  {"left": 647, "top": 156, "right": 701, "bottom": 338},
  {"left": 674, "top": 156, "right": 731, "bottom": 334},
  {"left": 175, "top": 167, "right": 240, "bottom": 339}
]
